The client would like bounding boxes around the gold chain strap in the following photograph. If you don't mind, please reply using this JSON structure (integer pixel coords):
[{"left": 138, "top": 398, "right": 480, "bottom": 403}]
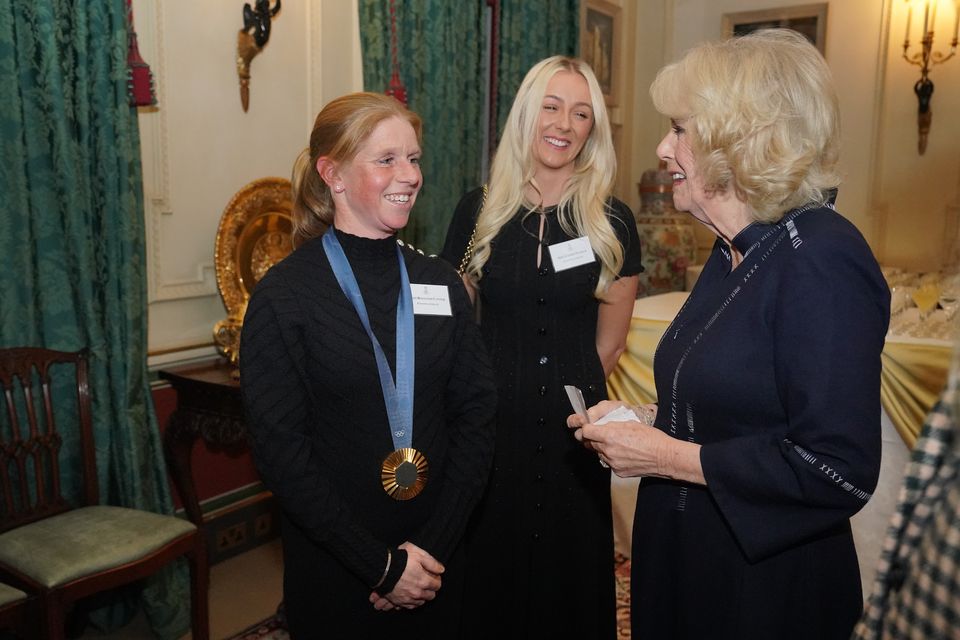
[{"left": 457, "top": 184, "right": 487, "bottom": 276}]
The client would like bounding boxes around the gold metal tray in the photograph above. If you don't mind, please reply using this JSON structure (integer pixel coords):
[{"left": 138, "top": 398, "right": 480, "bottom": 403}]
[{"left": 213, "top": 177, "right": 293, "bottom": 369}]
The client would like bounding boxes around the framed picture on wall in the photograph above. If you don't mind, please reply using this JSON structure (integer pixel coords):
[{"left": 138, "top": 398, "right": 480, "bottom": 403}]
[
  {"left": 721, "top": 3, "right": 828, "bottom": 54},
  {"left": 580, "top": 0, "right": 621, "bottom": 106}
]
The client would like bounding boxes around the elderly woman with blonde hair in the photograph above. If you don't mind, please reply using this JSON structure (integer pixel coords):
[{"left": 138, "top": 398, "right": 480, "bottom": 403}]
[
  {"left": 568, "top": 29, "right": 889, "bottom": 640},
  {"left": 442, "top": 55, "right": 642, "bottom": 638}
]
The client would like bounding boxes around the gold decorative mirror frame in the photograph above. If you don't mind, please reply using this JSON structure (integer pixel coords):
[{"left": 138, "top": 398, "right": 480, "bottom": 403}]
[{"left": 213, "top": 177, "right": 294, "bottom": 369}]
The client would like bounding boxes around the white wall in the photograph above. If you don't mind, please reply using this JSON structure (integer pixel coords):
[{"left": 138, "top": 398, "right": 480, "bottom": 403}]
[
  {"left": 874, "top": 0, "right": 960, "bottom": 271},
  {"left": 628, "top": 0, "right": 671, "bottom": 215},
  {"left": 141, "top": 0, "right": 960, "bottom": 363},
  {"left": 135, "top": 0, "right": 362, "bottom": 364},
  {"left": 629, "top": 0, "right": 960, "bottom": 269}
]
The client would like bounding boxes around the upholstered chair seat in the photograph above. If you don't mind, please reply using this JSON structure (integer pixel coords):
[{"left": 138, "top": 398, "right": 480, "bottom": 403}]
[
  {"left": 0, "top": 582, "right": 26, "bottom": 609},
  {"left": 0, "top": 506, "right": 196, "bottom": 589},
  {"left": 0, "top": 580, "right": 34, "bottom": 636}
]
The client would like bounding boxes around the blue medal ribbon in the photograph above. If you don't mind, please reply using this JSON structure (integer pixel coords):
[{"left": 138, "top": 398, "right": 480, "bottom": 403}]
[{"left": 323, "top": 229, "right": 414, "bottom": 451}]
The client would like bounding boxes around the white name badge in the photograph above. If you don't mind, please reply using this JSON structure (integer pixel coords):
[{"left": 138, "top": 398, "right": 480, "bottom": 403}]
[
  {"left": 410, "top": 284, "right": 452, "bottom": 316},
  {"left": 547, "top": 236, "right": 595, "bottom": 272}
]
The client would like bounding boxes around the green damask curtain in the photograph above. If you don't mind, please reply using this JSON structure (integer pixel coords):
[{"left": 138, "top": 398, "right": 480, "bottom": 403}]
[
  {"left": 358, "top": 1, "right": 578, "bottom": 253},
  {"left": 359, "top": 0, "right": 488, "bottom": 253},
  {"left": 494, "top": 0, "right": 580, "bottom": 138},
  {"left": 0, "top": 2, "right": 188, "bottom": 637}
]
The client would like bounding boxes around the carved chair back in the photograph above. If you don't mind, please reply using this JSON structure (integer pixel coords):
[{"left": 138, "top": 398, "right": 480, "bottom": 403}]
[{"left": 0, "top": 347, "right": 98, "bottom": 533}]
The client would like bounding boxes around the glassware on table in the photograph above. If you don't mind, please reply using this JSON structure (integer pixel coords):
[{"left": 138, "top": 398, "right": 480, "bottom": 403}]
[
  {"left": 939, "top": 290, "right": 959, "bottom": 320},
  {"left": 890, "top": 307, "right": 920, "bottom": 335},
  {"left": 890, "top": 285, "right": 915, "bottom": 315},
  {"left": 911, "top": 282, "right": 941, "bottom": 320}
]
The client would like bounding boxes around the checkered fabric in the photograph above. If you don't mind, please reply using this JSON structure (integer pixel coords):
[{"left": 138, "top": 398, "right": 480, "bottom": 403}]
[{"left": 853, "top": 349, "right": 960, "bottom": 639}]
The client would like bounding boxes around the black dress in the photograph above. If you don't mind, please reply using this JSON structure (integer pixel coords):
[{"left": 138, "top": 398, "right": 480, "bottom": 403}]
[
  {"left": 240, "top": 229, "right": 497, "bottom": 639},
  {"left": 442, "top": 188, "right": 643, "bottom": 639},
  {"left": 634, "top": 204, "right": 890, "bottom": 639}
]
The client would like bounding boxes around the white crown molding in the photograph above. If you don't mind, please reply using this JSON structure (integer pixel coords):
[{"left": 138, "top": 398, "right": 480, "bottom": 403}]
[{"left": 138, "top": 0, "right": 217, "bottom": 303}]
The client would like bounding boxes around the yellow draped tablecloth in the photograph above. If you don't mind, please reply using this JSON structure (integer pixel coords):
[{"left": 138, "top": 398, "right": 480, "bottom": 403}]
[
  {"left": 607, "top": 292, "right": 687, "bottom": 556},
  {"left": 607, "top": 292, "right": 954, "bottom": 448},
  {"left": 606, "top": 292, "right": 688, "bottom": 407},
  {"left": 880, "top": 338, "right": 953, "bottom": 448}
]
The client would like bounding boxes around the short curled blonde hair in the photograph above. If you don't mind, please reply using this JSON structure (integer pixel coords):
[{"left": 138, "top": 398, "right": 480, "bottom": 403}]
[{"left": 650, "top": 28, "right": 841, "bottom": 223}]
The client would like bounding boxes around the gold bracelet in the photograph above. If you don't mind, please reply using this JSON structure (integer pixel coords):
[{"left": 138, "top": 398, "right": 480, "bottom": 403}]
[{"left": 372, "top": 548, "right": 392, "bottom": 589}]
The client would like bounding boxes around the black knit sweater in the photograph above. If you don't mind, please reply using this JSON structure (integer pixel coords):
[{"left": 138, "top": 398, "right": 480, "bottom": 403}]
[{"left": 240, "top": 228, "right": 496, "bottom": 601}]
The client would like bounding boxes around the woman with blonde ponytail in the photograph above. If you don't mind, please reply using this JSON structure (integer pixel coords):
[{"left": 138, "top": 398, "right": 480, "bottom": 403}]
[
  {"left": 241, "top": 92, "right": 496, "bottom": 637},
  {"left": 441, "top": 56, "right": 642, "bottom": 638}
]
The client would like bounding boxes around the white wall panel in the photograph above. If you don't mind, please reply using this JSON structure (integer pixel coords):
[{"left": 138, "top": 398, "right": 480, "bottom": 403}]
[{"left": 137, "top": 0, "right": 362, "bottom": 361}]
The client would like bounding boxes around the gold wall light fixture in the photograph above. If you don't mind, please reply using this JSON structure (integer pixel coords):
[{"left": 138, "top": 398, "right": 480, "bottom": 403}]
[
  {"left": 902, "top": 0, "right": 959, "bottom": 154},
  {"left": 237, "top": 0, "right": 281, "bottom": 112}
]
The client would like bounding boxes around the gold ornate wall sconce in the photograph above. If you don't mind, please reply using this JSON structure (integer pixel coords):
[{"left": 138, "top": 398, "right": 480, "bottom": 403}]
[
  {"left": 902, "top": 0, "right": 959, "bottom": 154},
  {"left": 237, "top": 0, "right": 281, "bottom": 111}
]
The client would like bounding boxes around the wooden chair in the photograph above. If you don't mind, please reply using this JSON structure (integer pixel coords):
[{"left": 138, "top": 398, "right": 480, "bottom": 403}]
[
  {"left": 0, "top": 580, "right": 36, "bottom": 637},
  {"left": 0, "top": 347, "right": 208, "bottom": 639}
]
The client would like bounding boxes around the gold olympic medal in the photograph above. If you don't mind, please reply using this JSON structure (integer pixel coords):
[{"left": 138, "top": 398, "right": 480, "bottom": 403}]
[{"left": 380, "top": 447, "right": 429, "bottom": 500}]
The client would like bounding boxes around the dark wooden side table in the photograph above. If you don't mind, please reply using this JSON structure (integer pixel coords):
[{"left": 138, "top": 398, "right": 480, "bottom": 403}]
[{"left": 158, "top": 358, "right": 249, "bottom": 528}]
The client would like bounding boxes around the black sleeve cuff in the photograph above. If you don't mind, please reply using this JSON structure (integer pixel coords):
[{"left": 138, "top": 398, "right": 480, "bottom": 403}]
[{"left": 373, "top": 547, "right": 408, "bottom": 596}]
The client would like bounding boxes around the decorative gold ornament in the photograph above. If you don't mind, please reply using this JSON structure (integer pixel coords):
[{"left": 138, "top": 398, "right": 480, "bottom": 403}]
[
  {"left": 380, "top": 447, "right": 429, "bottom": 500},
  {"left": 214, "top": 177, "right": 294, "bottom": 373},
  {"left": 237, "top": 0, "right": 281, "bottom": 112},
  {"left": 236, "top": 30, "right": 258, "bottom": 112}
]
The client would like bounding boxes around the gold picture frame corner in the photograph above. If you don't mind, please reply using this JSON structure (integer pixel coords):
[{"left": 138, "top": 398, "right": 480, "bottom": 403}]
[
  {"left": 721, "top": 3, "right": 828, "bottom": 56},
  {"left": 581, "top": 0, "right": 622, "bottom": 107}
]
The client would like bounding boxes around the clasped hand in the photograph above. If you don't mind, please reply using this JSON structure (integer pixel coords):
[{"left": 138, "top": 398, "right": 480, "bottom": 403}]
[{"left": 369, "top": 541, "right": 444, "bottom": 612}]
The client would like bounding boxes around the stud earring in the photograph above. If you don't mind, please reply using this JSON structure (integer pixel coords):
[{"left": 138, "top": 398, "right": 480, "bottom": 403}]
[{"left": 334, "top": 185, "right": 344, "bottom": 193}]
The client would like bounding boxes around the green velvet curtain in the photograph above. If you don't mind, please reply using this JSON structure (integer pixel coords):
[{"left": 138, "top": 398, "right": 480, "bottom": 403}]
[
  {"left": 494, "top": 0, "right": 580, "bottom": 138},
  {"left": 358, "top": 1, "right": 579, "bottom": 253},
  {"left": 0, "top": 2, "right": 188, "bottom": 637}
]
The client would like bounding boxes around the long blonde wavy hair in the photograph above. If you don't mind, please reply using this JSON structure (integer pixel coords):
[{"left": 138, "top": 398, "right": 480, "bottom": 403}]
[
  {"left": 465, "top": 56, "right": 623, "bottom": 299},
  {"left": 290, "top": 92, "right": 422, "bottom": 246}
]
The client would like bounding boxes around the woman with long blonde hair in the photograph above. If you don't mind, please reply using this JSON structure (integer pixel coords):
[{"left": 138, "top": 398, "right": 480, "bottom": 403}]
[{"left": 441, "top": 55, "right": 642, "bottom": 638}]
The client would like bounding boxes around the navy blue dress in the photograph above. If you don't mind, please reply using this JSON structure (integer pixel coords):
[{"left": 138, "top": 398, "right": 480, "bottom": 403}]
[
  {"left": 633, "top": 204, "right": 890, "bottom": 639},
  {"left": 442, "top": 188, "right": 643, "bottom": 639}
]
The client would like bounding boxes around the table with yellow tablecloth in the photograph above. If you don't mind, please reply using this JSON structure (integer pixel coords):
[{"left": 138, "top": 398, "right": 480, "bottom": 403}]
[
  {"left": 880, "top": 337, "right": 954, "bottom": 448},
  {"left": 606, "top": 292, "right": 690, "bottom": 408},
  {"left": 606, "top": 291, "right": 954, "bottom": 565}
]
